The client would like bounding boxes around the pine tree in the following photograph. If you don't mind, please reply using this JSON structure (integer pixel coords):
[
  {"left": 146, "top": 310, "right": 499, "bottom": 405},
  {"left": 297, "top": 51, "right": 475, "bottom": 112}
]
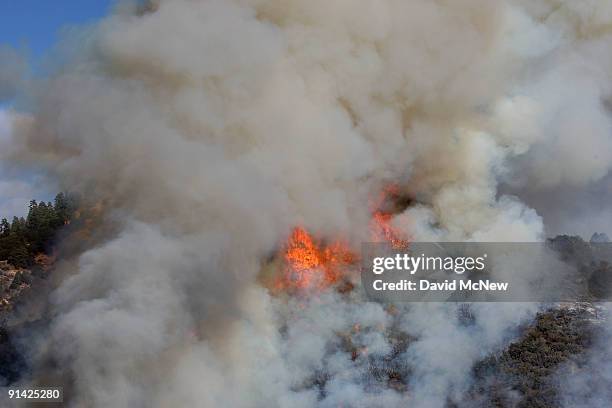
[
  {"left": 54, "top": 192, "right": 78, "bottom": 225},
  {"left": 0, "top": 218, "right": 9, "bottom": 237},
  {"left": 2, "top": 217, "right": 30, "bottom": 267},
  {"left": 0, "top": 194, "right": 77, "bottom": 266}
]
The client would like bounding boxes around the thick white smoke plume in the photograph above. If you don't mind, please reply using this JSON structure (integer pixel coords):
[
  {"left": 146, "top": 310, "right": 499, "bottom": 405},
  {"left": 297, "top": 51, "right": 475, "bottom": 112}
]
[{"left": 1, "top": 0, "right": 612, "bottom": 406}]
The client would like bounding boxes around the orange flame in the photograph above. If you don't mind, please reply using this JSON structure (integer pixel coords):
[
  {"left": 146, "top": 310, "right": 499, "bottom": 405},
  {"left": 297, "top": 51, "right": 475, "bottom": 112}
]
[
  {"left": 371, "top": 212, "right": 409, "bottom": 249},
  {"left": 370, "top": 184, "right": 410, "bottom": 249},
  {"left": 274, "top": 184, "right": 409, "bottom": 293},
  {"left": 277, "top": 227, "right": 356, "bottom": 291}
]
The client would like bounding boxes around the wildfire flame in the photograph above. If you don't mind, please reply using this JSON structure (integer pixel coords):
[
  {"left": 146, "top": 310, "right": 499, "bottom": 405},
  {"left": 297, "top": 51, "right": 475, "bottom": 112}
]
[
  {"left": 371, "top": 211, "right": 409, "bottom": 249},
  {"left": 274, "top": 185, "right": 409, "bottom": 292},
  {"left": 370, "top": 184, "right": 410, "bottom": 249},
  {"left": 277, "top": 227, "right": 356, "bottom": 291}
]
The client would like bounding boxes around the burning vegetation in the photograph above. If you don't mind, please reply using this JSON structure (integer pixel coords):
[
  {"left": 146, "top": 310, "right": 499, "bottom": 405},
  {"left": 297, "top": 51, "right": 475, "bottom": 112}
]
[
  {"left": 271, "top": 185, "right": 411, "bottom": 293},
  {"left": 370, "top": 184, "right": 411, "bottom": 250},
  {"left": 2, "top": 1, "right": 612, "bottom": 405},
  {"left": 1, "top": 192, "right": 610, "bottom": 408},
  {"left": 275, "top": 226, "right": 356, "bottom": 291}
]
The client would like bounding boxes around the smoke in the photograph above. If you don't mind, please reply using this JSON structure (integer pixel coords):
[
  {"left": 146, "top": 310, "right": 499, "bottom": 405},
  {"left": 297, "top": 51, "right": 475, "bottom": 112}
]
[
  {"left": 2, "top": 0, "right": 612, "bottom": 406},
  {"left": 0, "top": 110, "right": 54, "bottom": 220},
  {"left": 0, "top": 47, "right": 28, "bottom": 102},
  {"left": 558, "top": 305, "right": 612, "bottom": 408}
]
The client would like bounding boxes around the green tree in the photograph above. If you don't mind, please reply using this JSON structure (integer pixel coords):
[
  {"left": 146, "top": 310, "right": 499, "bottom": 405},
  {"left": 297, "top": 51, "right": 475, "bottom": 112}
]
[
  {"left": 0, "top": 218, "right": 9, "bottom": 237},
  {"left": 0, "top": 194, "right": 78, "bottom": 266}
]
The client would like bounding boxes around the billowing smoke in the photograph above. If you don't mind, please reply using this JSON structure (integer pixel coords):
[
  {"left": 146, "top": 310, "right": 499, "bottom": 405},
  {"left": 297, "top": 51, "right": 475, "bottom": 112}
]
[
  {"left": 1, "top": 0, "right": 612, "bottom": 406},
  {"left": 556, "top": 304, "right": 612, "bottom": 408}
]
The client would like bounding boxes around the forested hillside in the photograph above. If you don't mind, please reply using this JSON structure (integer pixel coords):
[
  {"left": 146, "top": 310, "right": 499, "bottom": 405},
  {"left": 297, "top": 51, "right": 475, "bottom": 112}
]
[{"left": 0, "top": 193, "right": 78, "bottom": 268}]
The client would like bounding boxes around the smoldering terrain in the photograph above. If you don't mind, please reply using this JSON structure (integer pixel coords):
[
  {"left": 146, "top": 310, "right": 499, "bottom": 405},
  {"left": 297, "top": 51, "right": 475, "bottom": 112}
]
[{"left": 1, "top": 0, "right": 612, "bottom": 407}]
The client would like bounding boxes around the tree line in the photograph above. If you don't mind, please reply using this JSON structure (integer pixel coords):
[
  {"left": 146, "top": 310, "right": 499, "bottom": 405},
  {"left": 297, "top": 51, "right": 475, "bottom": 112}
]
[{"left": 0, "top": 193, "right": 78, "bottom": 268}]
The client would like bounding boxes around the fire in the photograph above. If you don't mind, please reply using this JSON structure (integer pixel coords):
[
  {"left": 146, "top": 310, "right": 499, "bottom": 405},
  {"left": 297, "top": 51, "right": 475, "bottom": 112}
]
[
  {"left": 371, "top": 212, "right": 409, "bottom": 249},
  {"left": 273, "top": 184, "right": 409, "bottom": 292},
  {"left": 277, "top": 227, "right": 356, "bottom": 291},
  {"left": 370, "top": 184, "right": 410, "bottom": 249}
]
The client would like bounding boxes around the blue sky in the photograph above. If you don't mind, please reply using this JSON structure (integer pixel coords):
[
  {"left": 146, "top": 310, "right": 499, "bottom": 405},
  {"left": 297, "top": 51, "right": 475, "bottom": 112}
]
[
  {"left": 0, "top": 1, "right": 113, "bottom": 220},
  {"left": 0, "top": 0, "right": 113, "bottom": 58}
]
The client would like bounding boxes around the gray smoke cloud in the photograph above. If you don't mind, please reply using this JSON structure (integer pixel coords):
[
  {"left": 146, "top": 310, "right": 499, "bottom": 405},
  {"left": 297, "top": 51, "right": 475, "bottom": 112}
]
[
  {"left": 556, "top": 304, "right": 612, "bottom": 408},
  {"left": 0, "top": 46, "right": 28, "bottom": 102},
  {"left": 1, "top": 0, "right": 612, "bottom": 406}
]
